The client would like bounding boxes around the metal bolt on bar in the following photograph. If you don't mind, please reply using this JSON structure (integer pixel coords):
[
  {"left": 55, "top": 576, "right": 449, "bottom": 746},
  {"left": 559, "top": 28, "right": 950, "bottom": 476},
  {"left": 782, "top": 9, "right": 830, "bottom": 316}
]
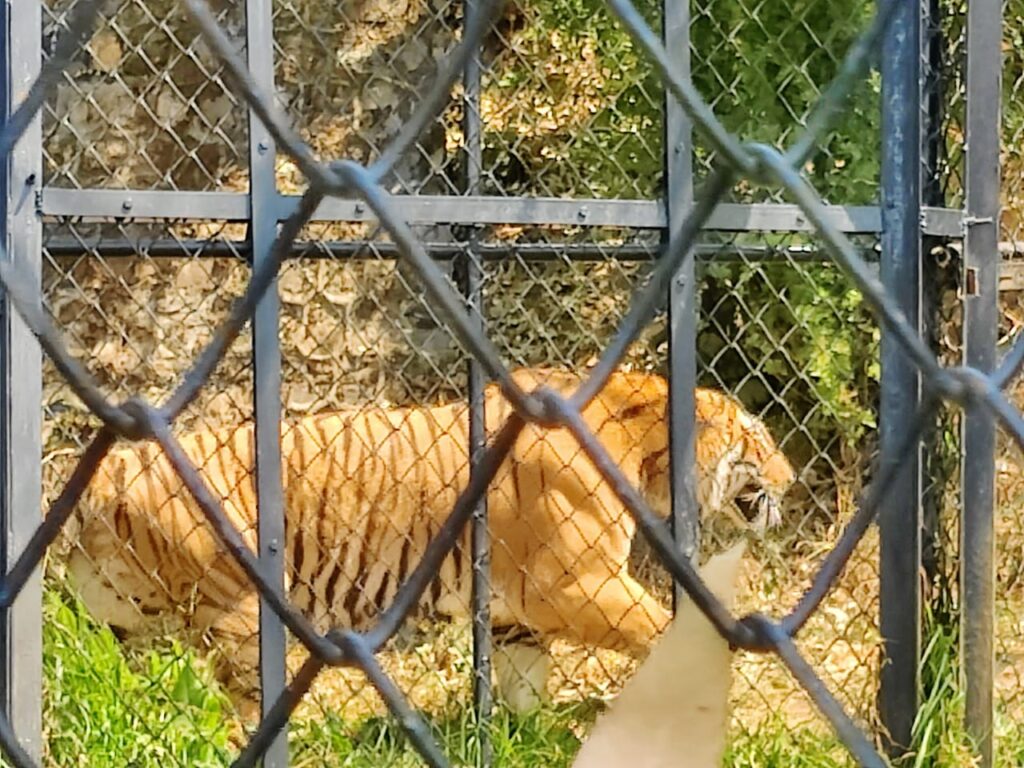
[
  {"left": 0, "top": 0, "right": 1012, "bottom": 766},
  {"left": 243, "top": 0, "right": 288, "bottom": 760}
]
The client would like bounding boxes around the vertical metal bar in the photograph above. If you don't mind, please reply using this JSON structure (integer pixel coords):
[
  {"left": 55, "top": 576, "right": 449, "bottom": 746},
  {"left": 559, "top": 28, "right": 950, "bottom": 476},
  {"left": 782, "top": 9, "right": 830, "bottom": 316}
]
[
  {"left": 462, "top": 1, "right": 491, "bottom": 762},
  {"left": 245, "top": 0, "right": 288, "bottom": 762},
  {"left": 664, "top": 0, "right": 699, "bottom": 594},
  {"left": 466, "top": 249, "right": 491, "bottom": 767},
  {"left": 0, "top": 0, "right": 42, "bottom": 760},
  {"left": 878, "top": 0, "right": 923, "bottom": 756},
  {"left": 962, "top": 1, "right": 1001, "bottom": 764},
  {"left": 917, "top": 0, "right": 944, "bottom": 601},
  {"left": 921, "top": 0, "right": 944, "bottom": 210}
]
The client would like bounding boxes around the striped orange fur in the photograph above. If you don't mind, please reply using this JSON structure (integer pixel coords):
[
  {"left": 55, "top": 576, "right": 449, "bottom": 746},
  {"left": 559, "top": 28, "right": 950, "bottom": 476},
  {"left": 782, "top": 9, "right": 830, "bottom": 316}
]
[{"left": 66, "top": 367, "right": 794, "bottom": 715}]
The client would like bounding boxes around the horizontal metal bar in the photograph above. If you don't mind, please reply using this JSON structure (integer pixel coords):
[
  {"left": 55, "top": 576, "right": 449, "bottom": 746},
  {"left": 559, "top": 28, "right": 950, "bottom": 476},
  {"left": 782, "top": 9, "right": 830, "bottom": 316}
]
[
  {"left": 40, "top": 188, "right": 250, "bottom": 219},
  {"left": 300, "top": 195, "right": 665, "bottom": 228},
  {"left": 41, "top": 237, "right": 876, "bottom": 262},
  {"left": 40, "top": 188, "right": 666, "bottom": 227},
  {"left": 40, "top": 187, "right": 966, "bottom": 236},
  {"left": 294, "top": 197, "right": 961, "bottom": 235},
  {"left": 710, "top": 203, "right": 875, "bottom": 232}
]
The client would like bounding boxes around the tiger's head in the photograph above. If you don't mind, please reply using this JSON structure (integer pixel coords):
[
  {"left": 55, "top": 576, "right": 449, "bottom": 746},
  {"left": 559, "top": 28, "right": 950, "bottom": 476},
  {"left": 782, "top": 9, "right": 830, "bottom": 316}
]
[
  {"left": 582, "top": 370, "right": 796, "bottom": 532},
  {"left": 692, "top": 388, "right": 797, "bottom": 531}
]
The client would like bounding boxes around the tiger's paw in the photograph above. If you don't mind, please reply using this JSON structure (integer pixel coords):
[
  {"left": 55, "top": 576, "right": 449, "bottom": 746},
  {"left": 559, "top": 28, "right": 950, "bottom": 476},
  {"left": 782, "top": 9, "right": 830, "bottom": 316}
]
[{"left": 493, "top": 642, "right": 551, "bottom": 714}]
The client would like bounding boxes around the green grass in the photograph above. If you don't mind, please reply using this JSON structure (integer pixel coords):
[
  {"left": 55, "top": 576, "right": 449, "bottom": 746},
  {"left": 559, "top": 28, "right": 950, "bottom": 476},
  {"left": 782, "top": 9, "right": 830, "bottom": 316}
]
[
  {"left": 37, "top": 587, "right": 1024, "bottom": 767},
  {"left": 43, "top": 587, "right": 235, "bottom": 767},
  {"left": 725, "top": 723, "right": 852, "bottom": 768},
  {"left": 902, "top": 616, "right": 975, "bottom": 768},
  {"left": 42, "top": 586, "right": 593, "bottom": 766},
  {"left": 290, "top": 704, "right": 595, "bottom": 767}
]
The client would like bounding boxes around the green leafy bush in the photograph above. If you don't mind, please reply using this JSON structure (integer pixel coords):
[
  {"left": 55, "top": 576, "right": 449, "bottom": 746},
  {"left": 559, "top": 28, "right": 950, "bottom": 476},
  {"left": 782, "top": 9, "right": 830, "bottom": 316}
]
[
  {"left": 691, "top": 0, "right": 880, "bottom": 203},
  {"left": 480, "top": 0, "right": 886, "bottom": 478},
  {"left": 697, "top": 256, "right": 880, "bottom": 469},
  {"left": 482, "top": 0, "right": 664, "bottom": 198}
]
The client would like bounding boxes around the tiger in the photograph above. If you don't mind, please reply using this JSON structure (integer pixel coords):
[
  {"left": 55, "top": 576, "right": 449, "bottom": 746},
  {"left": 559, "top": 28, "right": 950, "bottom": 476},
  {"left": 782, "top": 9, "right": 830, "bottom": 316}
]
[{"left": 65, "top": 367, "right": 795, "bottom": 717}]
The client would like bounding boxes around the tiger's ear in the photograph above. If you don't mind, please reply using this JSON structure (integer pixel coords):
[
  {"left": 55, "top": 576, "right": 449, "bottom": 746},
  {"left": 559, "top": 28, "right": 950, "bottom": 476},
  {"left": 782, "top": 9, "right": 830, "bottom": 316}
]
[{"left": 508, "top": 367, "right": 582, "bottom": 396}]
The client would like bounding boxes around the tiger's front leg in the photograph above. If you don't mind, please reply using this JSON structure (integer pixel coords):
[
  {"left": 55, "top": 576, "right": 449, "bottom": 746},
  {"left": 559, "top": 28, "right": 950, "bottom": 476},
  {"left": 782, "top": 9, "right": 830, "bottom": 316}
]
[
  {"left": 523, "top": 489, "right": 672, "bottom": 654},
  {"left": 492, "top": 625, "right": 552, "bottom": 713},
  {"left": 536, "top": 565, "right": 671, "bottom": 653},
  {"left": 194, "top": 591, "right": 261, "bottom": 719}
]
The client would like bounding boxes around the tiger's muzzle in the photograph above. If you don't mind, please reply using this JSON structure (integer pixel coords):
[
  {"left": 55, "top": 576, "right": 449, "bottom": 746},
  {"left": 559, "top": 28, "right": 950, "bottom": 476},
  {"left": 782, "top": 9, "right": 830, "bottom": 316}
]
[{"left": 735, "top": 488, "right": 784, "bottom": 533}]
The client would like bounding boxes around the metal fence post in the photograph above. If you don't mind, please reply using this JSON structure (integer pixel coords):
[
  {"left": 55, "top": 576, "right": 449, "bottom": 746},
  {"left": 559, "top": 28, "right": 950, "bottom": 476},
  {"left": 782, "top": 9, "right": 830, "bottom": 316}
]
[
  {"left": 461, "top": 4, "right": 492, "bottom": 762},
  {"left": 0, "top": 0, "right": 43, "bottom": 759},
  {"left": 878, "top": 0, "right": 924, "bottom": 755},
  {"left": 0, "top": 0, "right": 43, "bottom": 760},
  {"left": 245, "top": 0, "right": 288, "bottom": 762},
  {"left": 962, "top": 1, "right": 1001, "bottom": 765},
  {"left": 664, "top": 0, "right": 698, "bottom": 592},
  {"left": 917, "top": 0, "right": 945, "bottom": 598}
]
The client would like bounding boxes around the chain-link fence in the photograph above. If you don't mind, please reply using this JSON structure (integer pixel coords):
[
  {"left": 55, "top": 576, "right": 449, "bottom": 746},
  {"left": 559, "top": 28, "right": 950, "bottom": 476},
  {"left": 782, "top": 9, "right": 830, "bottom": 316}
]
[{"left": 0, "top": 0, "right": 1013, "bottom": 765}]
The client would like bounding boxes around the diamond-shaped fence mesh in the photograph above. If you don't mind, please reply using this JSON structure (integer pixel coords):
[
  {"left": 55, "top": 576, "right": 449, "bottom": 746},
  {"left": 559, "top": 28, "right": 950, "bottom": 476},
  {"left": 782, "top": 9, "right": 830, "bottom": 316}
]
[
  {"left": 272, "top": 0, "right": 464, "bottom": 196},
  {"left": 923, "top": 0, "right": 965, "bottom": 209},
  {"left": 42, "top": 0, "right": 249, "bottom": 191},
  {"left": 693, "top": 235, "right": 884, "bottom": 749},
  {"left": 1004, "top": 5, "right": 1024, "bottom": 246},
  {"left": 998, "top": 294, "right": 1024, "bottom": 759},
  {"left": 37, "top": 221, "right": 254, "bottom": 762},
  {"left": 477, "top": 0, "right": 664, "bottom": 199},
  {"left": 690, "top": 0, "right": 881, "bottom": 206},
  {"left": 0, "top": 0, "right": 1013, "bottom": 765}
]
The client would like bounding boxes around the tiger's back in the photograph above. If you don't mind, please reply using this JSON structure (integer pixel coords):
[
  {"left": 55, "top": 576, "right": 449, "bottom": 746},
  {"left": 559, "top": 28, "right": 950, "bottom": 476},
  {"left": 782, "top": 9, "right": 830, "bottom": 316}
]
[{"left": 71, "top": 401, "right": 478, "bottom": 635}]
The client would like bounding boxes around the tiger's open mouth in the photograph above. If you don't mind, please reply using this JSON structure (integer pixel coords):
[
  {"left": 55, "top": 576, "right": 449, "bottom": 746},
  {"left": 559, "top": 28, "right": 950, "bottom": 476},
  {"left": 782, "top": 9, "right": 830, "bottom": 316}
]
[{"left": 735, "top": 489, "right": 782, "bottom": 531}]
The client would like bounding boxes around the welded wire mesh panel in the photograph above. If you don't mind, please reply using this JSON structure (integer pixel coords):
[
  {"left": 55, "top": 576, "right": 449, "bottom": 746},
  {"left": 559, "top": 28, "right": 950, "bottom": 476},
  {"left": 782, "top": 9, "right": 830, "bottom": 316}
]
[
  {"left": 272, "top": 0, "right": 665, "bottom": 199},
  {"left": 694, "top": 235, "right": 884, "bottom": 754},
  {"left": 271, "top": 0, "right": 464, "bottom": 195},
  {"left": 274, "top": 232, "right": 478, "bottom": 755},
  {"left": 480, "top": 229, "right": 662, "bottom": 720},
  {"left": 42, "top": 0, "right": 249, "bottom": 190},
  {"left": 1003, "top": 5, "right": 1024, "bottom": 247},
  {"left": 478, "top": 228, "right": 887, "bottom": 754},
  {"left": 276, "top": 230, "right": 468, "bottom": 408},
  {"left": 481, "top": 228, "right": 661, "bottom": 368},
  {"left": 922, "top": 0, "right": 966, "bottom": 209},
  {"left": 477, "top": 0, "right": 663, "bottom": 199},
  {"left": 996, "top": 285, "right": 1024, "bottom": 754}
]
